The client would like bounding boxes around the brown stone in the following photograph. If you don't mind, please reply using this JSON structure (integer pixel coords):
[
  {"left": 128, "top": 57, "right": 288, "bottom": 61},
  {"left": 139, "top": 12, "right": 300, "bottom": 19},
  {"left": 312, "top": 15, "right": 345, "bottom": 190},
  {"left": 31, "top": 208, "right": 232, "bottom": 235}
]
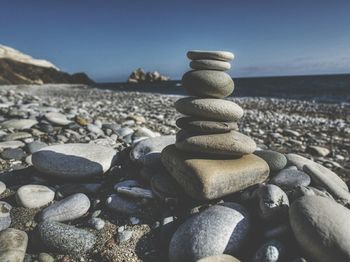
[{"left": 161, "top": 145, "right": 269, "bottom": 200}]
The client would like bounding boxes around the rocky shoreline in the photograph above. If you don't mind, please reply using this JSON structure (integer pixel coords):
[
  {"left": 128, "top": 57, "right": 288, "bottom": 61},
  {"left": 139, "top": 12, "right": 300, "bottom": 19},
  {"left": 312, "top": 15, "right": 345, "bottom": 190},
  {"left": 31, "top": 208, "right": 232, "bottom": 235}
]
[{"left": 0, "top": 84, "right": 349, "bottom": 261}]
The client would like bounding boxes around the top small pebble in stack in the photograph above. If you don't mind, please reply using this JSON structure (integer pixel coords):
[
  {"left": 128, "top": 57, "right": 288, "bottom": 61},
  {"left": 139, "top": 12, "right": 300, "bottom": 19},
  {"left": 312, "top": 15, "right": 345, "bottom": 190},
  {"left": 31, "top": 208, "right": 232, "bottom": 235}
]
[{"left": 162, "top": 50, "right": 270, "bottom": 200}]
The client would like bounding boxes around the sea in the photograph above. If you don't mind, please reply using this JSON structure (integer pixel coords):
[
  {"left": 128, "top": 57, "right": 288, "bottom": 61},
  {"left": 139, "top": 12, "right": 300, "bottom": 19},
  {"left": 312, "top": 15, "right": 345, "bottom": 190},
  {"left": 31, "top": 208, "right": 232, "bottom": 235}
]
[{"left": 96, "top": 73, "right": 350, "bottom": 103}]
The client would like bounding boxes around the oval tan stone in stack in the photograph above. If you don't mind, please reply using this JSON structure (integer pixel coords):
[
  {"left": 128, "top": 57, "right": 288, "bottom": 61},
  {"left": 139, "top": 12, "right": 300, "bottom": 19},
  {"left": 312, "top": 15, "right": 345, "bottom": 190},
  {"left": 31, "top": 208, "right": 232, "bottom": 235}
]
[{"left": 161, "top": 50, "right": 270, "bottom": 200}]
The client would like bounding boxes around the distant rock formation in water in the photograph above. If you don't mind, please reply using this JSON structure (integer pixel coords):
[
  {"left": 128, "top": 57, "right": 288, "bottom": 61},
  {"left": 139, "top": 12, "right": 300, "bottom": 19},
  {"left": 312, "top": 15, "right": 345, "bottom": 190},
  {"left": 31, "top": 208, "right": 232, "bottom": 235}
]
[
  {"left": 0, "top": 44, "right": 94, "bottom": 85},
  {"left": 128, "top": 68, "right": 169, "bottom": 83}
]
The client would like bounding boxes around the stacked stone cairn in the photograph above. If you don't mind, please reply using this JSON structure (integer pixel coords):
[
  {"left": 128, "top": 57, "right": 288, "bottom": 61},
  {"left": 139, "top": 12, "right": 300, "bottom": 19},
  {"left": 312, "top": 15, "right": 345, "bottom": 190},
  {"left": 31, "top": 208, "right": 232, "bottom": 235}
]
[{"left": 161, "top": 50, "right": 270, "bottom": 201}]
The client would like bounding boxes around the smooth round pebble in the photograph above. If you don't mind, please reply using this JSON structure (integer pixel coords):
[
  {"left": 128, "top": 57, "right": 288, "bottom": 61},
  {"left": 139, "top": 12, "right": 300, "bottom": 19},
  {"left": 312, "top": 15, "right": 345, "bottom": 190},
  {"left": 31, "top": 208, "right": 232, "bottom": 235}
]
[
  {"left": 16, "top": 185, "right": 55, "bottom": 208},
  {"left": 190, "top": 59, "right": 231, "bottom": 71},
  {"left": 26, "top": 141, "right": 48, "bottom": 154},
  {"left": 88, "top": 217, "right": 105, "bottom": 230},
  {"left": 175, "top": 97, "right": 244, "bottom": 122},
  {"left": 106, "top": 194, "right": 141, "bottom": 214},
  {"left": 169, "top": 203, "right": 250, "bottom": 262},
  {"left": 0, "top": 119, "right": 38, "bottom": 130},
  {"left": 130, "top": 135, "right": 175, "bottom": 167},
  {"left": 38, "top": 252, "right": 55, "bottom": 262},
  {"left": 253, "top": 240, "right": 285, "bottom": 262},
  {"left": 39, "top": 193, "right": 90, "bottom": 222},
  {"left": 176, "top": 117, "right": 238, "bottom": 134},
  {"left": 117, "top": 230, "right": 133, "bottom": 243},
  {"left": 187, "top": 50, "right": 234, "bottom": 61},
  {"left": 0, "top": 228, "right": 28, "bottom": 261},
  {"left": 182, "top": 70, "right": 234, "bottom": 98},
  {"left": 197, "top": 254, "right": 240, "bottom": 262},
  {"left": 303, "top": 163, "right": 350, "bottom": 204},
  {"left": 176, "top": 130, "right": 256, "bottom": 156},
  {"left": 0, "top": 140, "right": 25, "bottom": 150},
  {"left": 32, "top": 143, "right": 116, "bottom": 179},
  {"left": 254, "top": 150, "right": 287, "bottom": 172},
  {"left": 0, "top": 181, "right": 6, "bottom": 195},
  {"left": 0, "top": 201, "right": 12, "bottom": 231},
  {"left": 257, "top": 184, "right": 289, "bottom": 221},
  {"left": 270, "top": 167, "right": 311, "bottom": 190},
  {"left": 290, "top": 196, "right": 350, "bottom": 262},
  {"left": 0, "top": 148, "right": 26, "bottom": 160},
  {"left": 44, "top": 112, "right": 71, "bottom": 125},
  {"left": 3, "top": 132, "right": 32, "bottom": 141}
]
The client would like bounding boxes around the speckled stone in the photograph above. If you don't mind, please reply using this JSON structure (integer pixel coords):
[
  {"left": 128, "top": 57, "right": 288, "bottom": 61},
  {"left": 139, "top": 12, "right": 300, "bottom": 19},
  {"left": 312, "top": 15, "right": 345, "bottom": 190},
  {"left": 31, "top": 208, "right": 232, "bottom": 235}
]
[
  {"left": 38, "top": 221, "right": 96, "bottom": 255},
  {"left": 253, "top": 240, "right": 285, "bottom": 262}
]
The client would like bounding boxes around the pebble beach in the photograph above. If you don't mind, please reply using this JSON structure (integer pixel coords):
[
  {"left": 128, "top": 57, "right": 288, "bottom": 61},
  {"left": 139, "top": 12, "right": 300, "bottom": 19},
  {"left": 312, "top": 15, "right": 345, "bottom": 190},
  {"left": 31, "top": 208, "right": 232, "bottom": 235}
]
[{"left": 0, "top": 83, "right": 350, "bottom": 261}]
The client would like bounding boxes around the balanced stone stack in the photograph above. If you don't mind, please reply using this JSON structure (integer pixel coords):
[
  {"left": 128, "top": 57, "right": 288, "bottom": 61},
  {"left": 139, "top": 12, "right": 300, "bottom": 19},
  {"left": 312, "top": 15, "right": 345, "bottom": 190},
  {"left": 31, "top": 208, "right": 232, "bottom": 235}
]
[{"left": 161, "top": 50, "right": 269, "bottom": 200}]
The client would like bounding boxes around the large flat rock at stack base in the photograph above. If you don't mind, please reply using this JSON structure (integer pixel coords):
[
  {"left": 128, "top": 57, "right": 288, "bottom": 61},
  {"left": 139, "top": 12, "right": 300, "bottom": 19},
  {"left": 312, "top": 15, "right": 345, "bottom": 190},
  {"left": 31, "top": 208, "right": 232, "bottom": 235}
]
[
  {"left": 289, "top": 196, "right": 350, "bottom": 262},
  {"left": 187, "top": 50, "right": 234, "bottom": 61},
  {"left": 32, "top": 143, "right": 116, "bottom": 179},
  {"left": 175, "top": 97, "right": 244, "bottom": 122},
  {"left": 176, "top": 130, "right": 256, "bottom": 156},
  {"left": 176, "top": 117, "right": 238, "bottom": 134},
  {"left": 190, "top": 59, "right": 231, "bottom": 71},
  {"left": 182, "top": 70, "right": 234, "bottom": 98},
  {"left": 161, "top": 145, "right": 269, "bottom": 200}
]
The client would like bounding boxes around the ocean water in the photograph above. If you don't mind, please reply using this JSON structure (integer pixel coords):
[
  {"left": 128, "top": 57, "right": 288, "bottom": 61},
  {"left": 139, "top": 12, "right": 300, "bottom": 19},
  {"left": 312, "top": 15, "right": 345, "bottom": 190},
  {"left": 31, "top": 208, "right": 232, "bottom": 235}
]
[{"left": 96, "top": 73, "right": 350, "bottom": 103}]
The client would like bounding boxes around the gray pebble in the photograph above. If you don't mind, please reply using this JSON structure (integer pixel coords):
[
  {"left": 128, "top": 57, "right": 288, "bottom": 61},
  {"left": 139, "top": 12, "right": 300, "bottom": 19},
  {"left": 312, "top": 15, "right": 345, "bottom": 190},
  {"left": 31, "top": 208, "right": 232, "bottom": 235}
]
[
  {"left": 253, "top": 239, "right": 285, "bottom": 262},
  {"left": 106, "top": 194, "right": 141, "bottom": 214},
  {"left": 0, "top": 201, "right": 12, "bottom": 231},
  {"left": 254, "top": 150, "right": 287, "bottom": 172},
  {"left": 257, "top": 184, "right": 289, "bottom": 221},
  {"left": 88, "top": 218, "right": 105, "bottom": 230},
  {"left": 270, "top": 167, "right": 311, "bottom": 190},
  {"left": 117, "top": 230, "right": 133, "bottom": 243},
  {"left": 39, "top": 193, "right": 90, "bottom": 222}
]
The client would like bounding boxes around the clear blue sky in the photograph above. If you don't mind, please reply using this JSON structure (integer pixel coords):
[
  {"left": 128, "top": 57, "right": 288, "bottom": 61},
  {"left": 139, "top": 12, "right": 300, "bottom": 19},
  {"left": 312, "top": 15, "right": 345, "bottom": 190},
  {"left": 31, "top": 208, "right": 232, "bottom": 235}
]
[{"left": 1, "top": 0, "right": 350, "bottom": 82}]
